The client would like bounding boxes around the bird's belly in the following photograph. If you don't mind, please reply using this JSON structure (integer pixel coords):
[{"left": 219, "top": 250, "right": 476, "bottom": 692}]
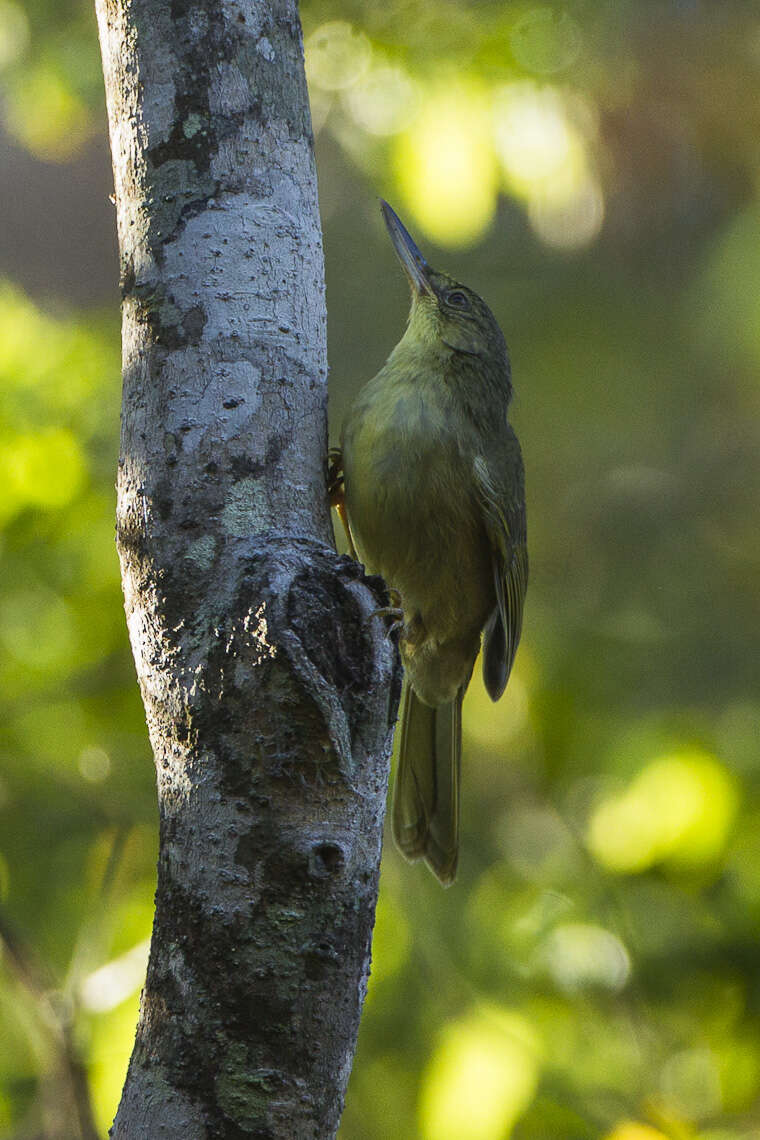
[{"left": 345, "top": 431, "right": 493, "bottom": 644}]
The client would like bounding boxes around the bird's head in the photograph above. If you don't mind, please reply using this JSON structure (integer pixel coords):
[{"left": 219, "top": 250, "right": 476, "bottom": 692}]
[{"left": 381, "top": 200, "right": 509, "bottom": 370}]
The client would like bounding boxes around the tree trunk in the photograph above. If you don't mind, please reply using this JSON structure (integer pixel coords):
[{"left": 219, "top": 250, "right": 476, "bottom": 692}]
[{"left": 94, "top": 1, "right": 400, "bottom": 1136}]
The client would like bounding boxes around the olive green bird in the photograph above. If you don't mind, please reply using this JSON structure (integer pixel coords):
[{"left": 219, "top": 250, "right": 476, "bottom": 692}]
[{"left": 336, "top": 201, "right": 527, "bottom": 886}]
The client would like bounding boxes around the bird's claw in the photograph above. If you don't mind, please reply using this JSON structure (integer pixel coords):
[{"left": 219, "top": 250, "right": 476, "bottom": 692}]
[{"left": 369, "top": 590, "right": 404, "bottom": 639}]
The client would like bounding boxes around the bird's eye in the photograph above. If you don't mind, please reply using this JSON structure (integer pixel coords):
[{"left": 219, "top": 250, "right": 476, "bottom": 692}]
[{"left": 446, "top": 290, "right": 470, "bottom": 310}]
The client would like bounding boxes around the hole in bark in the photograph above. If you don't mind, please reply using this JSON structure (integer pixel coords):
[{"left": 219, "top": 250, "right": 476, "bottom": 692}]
[{"left": 311, "top": 842, "right": 344, "bottom": 877}]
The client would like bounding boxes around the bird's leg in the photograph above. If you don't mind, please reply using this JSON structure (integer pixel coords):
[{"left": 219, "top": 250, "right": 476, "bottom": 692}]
[{"left": 327, "top": 447, "right": 358, "bottom": 560}]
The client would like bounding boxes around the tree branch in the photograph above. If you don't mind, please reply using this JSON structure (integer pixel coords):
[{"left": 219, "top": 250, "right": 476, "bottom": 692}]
[{"left": 94, "top": 0, "right": 400, "bottom": 1134}]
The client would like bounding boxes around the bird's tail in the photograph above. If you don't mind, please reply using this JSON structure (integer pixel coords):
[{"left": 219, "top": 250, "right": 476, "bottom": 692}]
[{"left": 392, "top": 684, "right": 462, "bottom": 886}]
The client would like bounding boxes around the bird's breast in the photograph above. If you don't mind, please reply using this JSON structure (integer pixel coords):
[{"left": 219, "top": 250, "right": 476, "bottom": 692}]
[{"left": 342, "top": 381, "right": 493, "bottom": 643}]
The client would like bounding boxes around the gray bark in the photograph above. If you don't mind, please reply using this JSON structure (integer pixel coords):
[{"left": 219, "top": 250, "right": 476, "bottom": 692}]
[{"left": 94, "top": 1, "right": 400, "bottom": 1136}]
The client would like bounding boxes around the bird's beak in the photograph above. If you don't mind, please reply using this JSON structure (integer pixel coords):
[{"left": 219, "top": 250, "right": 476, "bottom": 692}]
[{"left": 380, "top": 200, "right": 435, "bottom": 298}]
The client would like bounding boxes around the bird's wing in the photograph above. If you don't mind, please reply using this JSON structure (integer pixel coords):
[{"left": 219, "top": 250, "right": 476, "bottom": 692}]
[{"left": 474, "top": 452, "right": 528, "bottom": 701}]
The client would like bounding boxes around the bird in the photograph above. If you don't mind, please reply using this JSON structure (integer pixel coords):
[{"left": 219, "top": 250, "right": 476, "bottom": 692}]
[{"left": 334, "top": 200, "right": 527, "bottom": 885}]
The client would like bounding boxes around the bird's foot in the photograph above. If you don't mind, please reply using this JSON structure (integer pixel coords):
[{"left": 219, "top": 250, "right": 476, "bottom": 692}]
[{"left": 370, "top": 590, "right": 404, "bottom": 639}]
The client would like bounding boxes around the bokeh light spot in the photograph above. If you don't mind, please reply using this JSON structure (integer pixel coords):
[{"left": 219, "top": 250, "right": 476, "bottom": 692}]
[
  {"left": 305, "top": 21, "right": 372, "bottom": 92},
  {"left": 5, "top": 63, "right": 94, "bottom": 159},
  {"left": 660, "top": 1047, "right": 722, "bottom": 1121},
  {"left": 510, "top": 7, "right": 583, "bottom": 75},
  {"left": 497, "top": 804, "right": 579, "bottom": 884},
  {"left": 0, "top": 426, "right": 86, "bottom": 517},
  {"left": 394, "top": 84, "right": 499, "bottom": 247},
  {"left": 494, "top": 83, "right": 582, "bottom": 190},
  {"left": 492, "top": 82, "right": 603, "bottom": 249},
  {"left": 343, "top": 60, "right": 420, "bottom": 137},
  {"left": 0, "top": 0, "right": 29, "bottom": 70},
  {"left": 78, "top": 746, "right": 111, "bottom": 783},
  {"left": 541, "top": 922, "right": 631, "bottom": 993},
  {"left": 587, "top": 750, "right": 738, "bottom": 873},
  {"left": 528, "top": 171, "right": 604, "bottom": 250},
  {"left": 420, "top": 1006, "right": 540, "bottom": 1140},
  {"left": 604, "top": 1124, "right": 670, "bottom": 1140},
  {"left": 81, "top": 939, "right": 150, "bottom": 1014}
]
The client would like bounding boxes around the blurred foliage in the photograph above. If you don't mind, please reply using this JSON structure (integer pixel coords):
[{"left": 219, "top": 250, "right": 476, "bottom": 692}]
[{"left": 1, "top": 0, "right": 760, "bottom": 1137}]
